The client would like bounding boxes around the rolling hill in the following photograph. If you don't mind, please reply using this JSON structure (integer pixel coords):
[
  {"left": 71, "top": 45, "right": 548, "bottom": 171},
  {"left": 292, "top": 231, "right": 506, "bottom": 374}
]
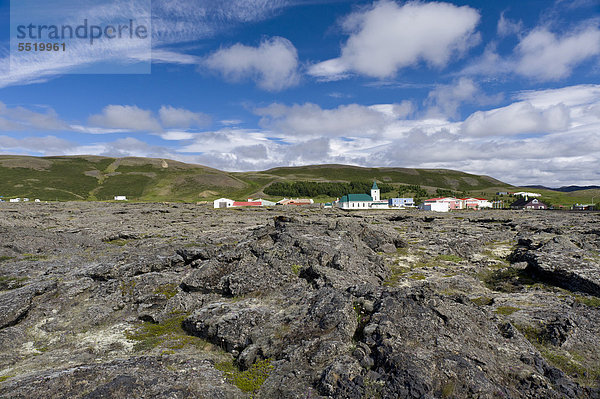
[{"left": 0, "top": 155, "right": 594, "bottom": 207}]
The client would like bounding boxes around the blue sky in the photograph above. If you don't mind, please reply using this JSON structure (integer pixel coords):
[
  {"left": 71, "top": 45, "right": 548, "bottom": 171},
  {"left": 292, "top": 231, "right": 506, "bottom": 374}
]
[{"left": 0, "top": 0, "right": 599, "bottom": 186}]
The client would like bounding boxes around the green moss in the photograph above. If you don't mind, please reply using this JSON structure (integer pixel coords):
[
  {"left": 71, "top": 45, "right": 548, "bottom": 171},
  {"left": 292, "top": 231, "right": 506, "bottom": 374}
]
[
  {"left": 215, "top": 358, "right": 274, "bottom": 396},
  {"left": 494, "top": 306, "right": 520, "bottom": 316},
  {"left": 471, "top": 296, "right": 493, "bottom": 306},
  {"left": 106, "top": 239, "right": 130, "bottom": 246},
  {"left": 154, "top": 283, "right": 178, "bottom": 299},
  {"left": 0, "top": 256, "right": 14, "bottom": 263},
  {"left": 290, "top": 264, "right": 302, "bottom": 276},
  {"left": 22, "top": 253, "right": 48, "bottom": 261},
  {"left": 383, "top": 265, "right": 411, "bottom": 286},
  {"left": 408, "top": 273, "right": 426, "bottom": 280},
  {"left": 572, "top": 294, "right": 600, "bottom": 308},
  {"left": 515, "top": 324, "right": 600, "bottom": 387},
  {"left": 441, "top": 380, "right": 456, "bottom": 398},
  {"left": 125, "top": 314, "right": 211, "bottom": 352},
  {"left": 436, "top": 254, "right": 462, "bottom": 262},
  {"left": 0, "top": 375, "right": 14, "bottom": 383},
  {"left": 478, "top": 268, "right": 536, "bottom": 293},
  {"left": 0, "top": 275, "right": 29, "bottom": 290},
  {"left": 119, "top": 280, "right": 136, "bottom": 297}
]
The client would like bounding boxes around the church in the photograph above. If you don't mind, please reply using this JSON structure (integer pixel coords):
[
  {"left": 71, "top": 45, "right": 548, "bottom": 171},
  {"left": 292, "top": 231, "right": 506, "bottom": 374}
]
[{"left": 335, "top": 182, "right": 390, "bottom": 209}]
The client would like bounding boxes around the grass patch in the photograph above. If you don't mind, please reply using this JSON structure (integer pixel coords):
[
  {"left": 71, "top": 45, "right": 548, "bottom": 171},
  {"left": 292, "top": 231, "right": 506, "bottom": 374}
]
[
  {"left": 0, "top": 375, "right": 13, "bottom": 383},
  {"left": 471, "top": 296, "right": 493, "bottom": 306},
  {"left": 572, "top": 294, "right": 600, "bottom": 308},
  {"left": 494, "top": 306, "right": 520, "bottom": 315},
  {"left": 22, "top": 253, "right": 48, "bottom": 261},
  {"left": 479, "top": 268, "right": 536, "bottom": 293},
  {"left": 515, "top": 324, "right": 600, "bottom": 387},
  {"left": 436, "top": 254, "right": 463, "bottom": 262},
  {"left": 383, "top": 265, "right": 411, "bottom": 287},
  {"left": 0, "top": 275, "right": 29, "bottom": 290},
  {"left": 106, "top": 239, "right": 130, "bottom": 246},
  {"left": 215, "top": 358, "right": 274, "bottom": 397},
  {"left": 154, "top": 283, "right": 178, "bottom": 299},
  {"left": 125, "top": 314, "right": 211, "bottom": 352},
  {"left": 408, "top": 273, "right": 426, "bottom": 280},
  {"left": 0, "top": 256, "right": 14, "bottom": 263}
]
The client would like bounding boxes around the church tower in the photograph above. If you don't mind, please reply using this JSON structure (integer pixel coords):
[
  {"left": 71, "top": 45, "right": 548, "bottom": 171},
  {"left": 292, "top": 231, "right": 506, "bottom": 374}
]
[{"left": 371, "top": 181, "right": 380, "bottom": 201}]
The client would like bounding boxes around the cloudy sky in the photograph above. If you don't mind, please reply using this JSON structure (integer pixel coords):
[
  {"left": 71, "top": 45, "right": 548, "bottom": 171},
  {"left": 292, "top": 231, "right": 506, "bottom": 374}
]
[{"left": 0, "top": 0, "right": 599, "bottom": 186}]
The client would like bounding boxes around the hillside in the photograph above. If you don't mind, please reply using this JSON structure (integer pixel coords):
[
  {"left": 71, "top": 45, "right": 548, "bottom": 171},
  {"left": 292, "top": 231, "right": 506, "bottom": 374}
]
[{"left": 0, "top": 155, "right": 595, "bottom": 206}]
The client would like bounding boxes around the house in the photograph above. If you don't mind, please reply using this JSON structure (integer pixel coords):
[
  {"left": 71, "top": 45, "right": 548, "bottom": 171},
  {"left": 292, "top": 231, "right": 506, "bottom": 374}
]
[
  {"left": 388, "top": 198, "right": 415, "bottom": 208},
  {"left": 510, "top": 197, "right": 548, "bottom": 210},
  {"left": 422, "top": 197, "right": 462, "bottom": 210},
  {"left": 114, "top": 196, "right": 127, "bottom": 201},
  {"left": 460, "top": 198, "right": 492, "bottom": 209},
  {"left": 9, "top": 198, "right": 20, "bottom": 203},
  {"left": 252, "top": 198, "right": 277, "bottom": 206},
  {"left": 232, "top": 201, "right": 262, "bottom": 207},
  {"left": 421, "top": 202, "right": 450, "bottom": 212},
  {"left": 213, "top": 198, "right": 235, "bottom": 208},
  {"left": 572, "top": 204, "right": 595, "bottom": 211},
  {"left": 277, "top": 198, "right": 314, "bottom": 206}
]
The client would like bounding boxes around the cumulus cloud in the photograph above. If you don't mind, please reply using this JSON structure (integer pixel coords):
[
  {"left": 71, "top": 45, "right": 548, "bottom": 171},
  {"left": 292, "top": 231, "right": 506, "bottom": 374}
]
[
  {"left": 0, "top": 102, "right": 69, "bottom": 131},
  {"left": 461, "top": 101, "right": 571, "bottom": 136},
  {"left": 464, "top": 22, "right": 600, "bottom": 81},
  {"left": 89, "top": 105, "right": 162, "bottom": 132},
  {"left": 309, "top": 1, "right": 480, "bottom": 80},
  {"left": 255, "top": 102, "right": 405, "bottom": 137},
  {"left": 89, "top": 104, "right": 212, "bottom": 132},
  {"left": 0, "top": 135, "right": 76, "bottom": 154},
  {"left": 203, "top": 37, "right": 300, "bottom": 91},
  {"left": 425, "top": 78, "right": 503, "bottom": 119},
  {"left": 515, "top": 25, "right": 600, "bottom": 80},
  {"left": 158, "top": 106, "right": 211, "bottom": 129}
]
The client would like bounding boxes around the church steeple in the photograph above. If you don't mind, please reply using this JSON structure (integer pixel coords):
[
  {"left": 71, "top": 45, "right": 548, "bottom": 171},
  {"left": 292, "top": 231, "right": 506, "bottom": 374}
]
[{"left": 371, "top": 181, "right": 380, "bottom": 201}]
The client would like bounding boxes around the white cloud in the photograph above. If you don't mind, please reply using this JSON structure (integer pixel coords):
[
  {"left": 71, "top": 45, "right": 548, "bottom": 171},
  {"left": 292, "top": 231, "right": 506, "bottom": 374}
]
[
  {"left": 309, "top": 1, "right": 480, "bottom": 80},
  {"left": 255, "top": 102, "right": 405, "bottom": 137},
  {"left": 89, "top": 105, "right": 162, "bottom": 132},
  {"left": 158, "top": 131, "right": 197, "bottom": 141},
  {"left": 0, "top": 135, "right": 76, "bottom": 154},
  {"left": 204, "top": 37, "right": 300, "bottom": 91},
  {"left": 461, "top": 101, "right": 571, "bottom": 136},
  {"left": 158, "top": 106, "right": 211, "bottom": 129},
  {"left": 464, "top": 22, "right": 600, "bottom": 82},
  {"left": 516, "top": 25, "right": 600, "bottom": 80},
  {"left": 497, "top": 12, "right": 522, "bottom": 37},
  {"left": 425, "top": 78, "right": 503, "bottom": 119},
  {"left": 0, "top": 102, "right": 68, "bottom": 131}
]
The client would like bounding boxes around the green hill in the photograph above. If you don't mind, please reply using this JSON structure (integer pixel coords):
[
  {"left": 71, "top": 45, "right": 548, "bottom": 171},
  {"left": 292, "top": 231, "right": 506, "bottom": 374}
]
[{"left": 0, "top": 155, "right": 595, "bottom": 207}]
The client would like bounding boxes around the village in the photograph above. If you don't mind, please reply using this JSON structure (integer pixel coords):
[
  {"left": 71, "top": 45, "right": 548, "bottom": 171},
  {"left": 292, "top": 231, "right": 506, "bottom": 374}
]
[
  {"left": 2, "top": 182, "right": 594, "bottom": 212},
  {"left": 211, "top": 182, "right": 566, "bottom": 212}
]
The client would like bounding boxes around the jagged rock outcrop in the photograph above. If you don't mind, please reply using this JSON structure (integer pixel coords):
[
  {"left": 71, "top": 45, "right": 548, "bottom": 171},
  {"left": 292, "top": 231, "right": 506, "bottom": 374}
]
[{"left": 0, "top": 203, "right": 598, "bottom": 398}]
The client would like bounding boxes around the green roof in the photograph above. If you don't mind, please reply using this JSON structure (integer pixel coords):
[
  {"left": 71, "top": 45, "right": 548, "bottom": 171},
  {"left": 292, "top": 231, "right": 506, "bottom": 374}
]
[
  {"left": 339, "top": 193, "right": 373, "bottom": 203},
  {"left": 372, "top": 181, "right": 379, "bottom": 190}
]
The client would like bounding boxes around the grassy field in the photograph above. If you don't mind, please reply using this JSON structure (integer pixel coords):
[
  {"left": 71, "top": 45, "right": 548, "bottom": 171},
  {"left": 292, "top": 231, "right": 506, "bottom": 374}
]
[{"left": 0, "top": 155, "right": 596, "bottom": 207}]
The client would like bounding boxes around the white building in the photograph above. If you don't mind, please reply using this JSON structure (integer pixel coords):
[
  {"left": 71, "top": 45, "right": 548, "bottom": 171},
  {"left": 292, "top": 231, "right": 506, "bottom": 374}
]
[
  {"left": 514, "top": 192, "right": 541, "bottom": 198},
  {"left": 213, "top": 198, "right": 235, "bottom": 208},
  {"left": 114, "top": 196, "right": 127, "bottom": 201},
  {"left": 336, "top": 182, "right": 390, "bottom": 209},
  {"left": 9, "top": 198, "right": 20, "bottom": 203},
  {"left": 421, "top": 202, "right": 450, "bottom": 212}
]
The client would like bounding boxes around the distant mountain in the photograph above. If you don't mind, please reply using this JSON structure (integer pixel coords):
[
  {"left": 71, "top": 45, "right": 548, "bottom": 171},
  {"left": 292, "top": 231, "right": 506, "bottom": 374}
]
[
  {"left": 524, "top": 185, "right": 600, "bottom": 193},
  {"left": 0, "top": 155, "right": 515, "bottom": 202}
]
